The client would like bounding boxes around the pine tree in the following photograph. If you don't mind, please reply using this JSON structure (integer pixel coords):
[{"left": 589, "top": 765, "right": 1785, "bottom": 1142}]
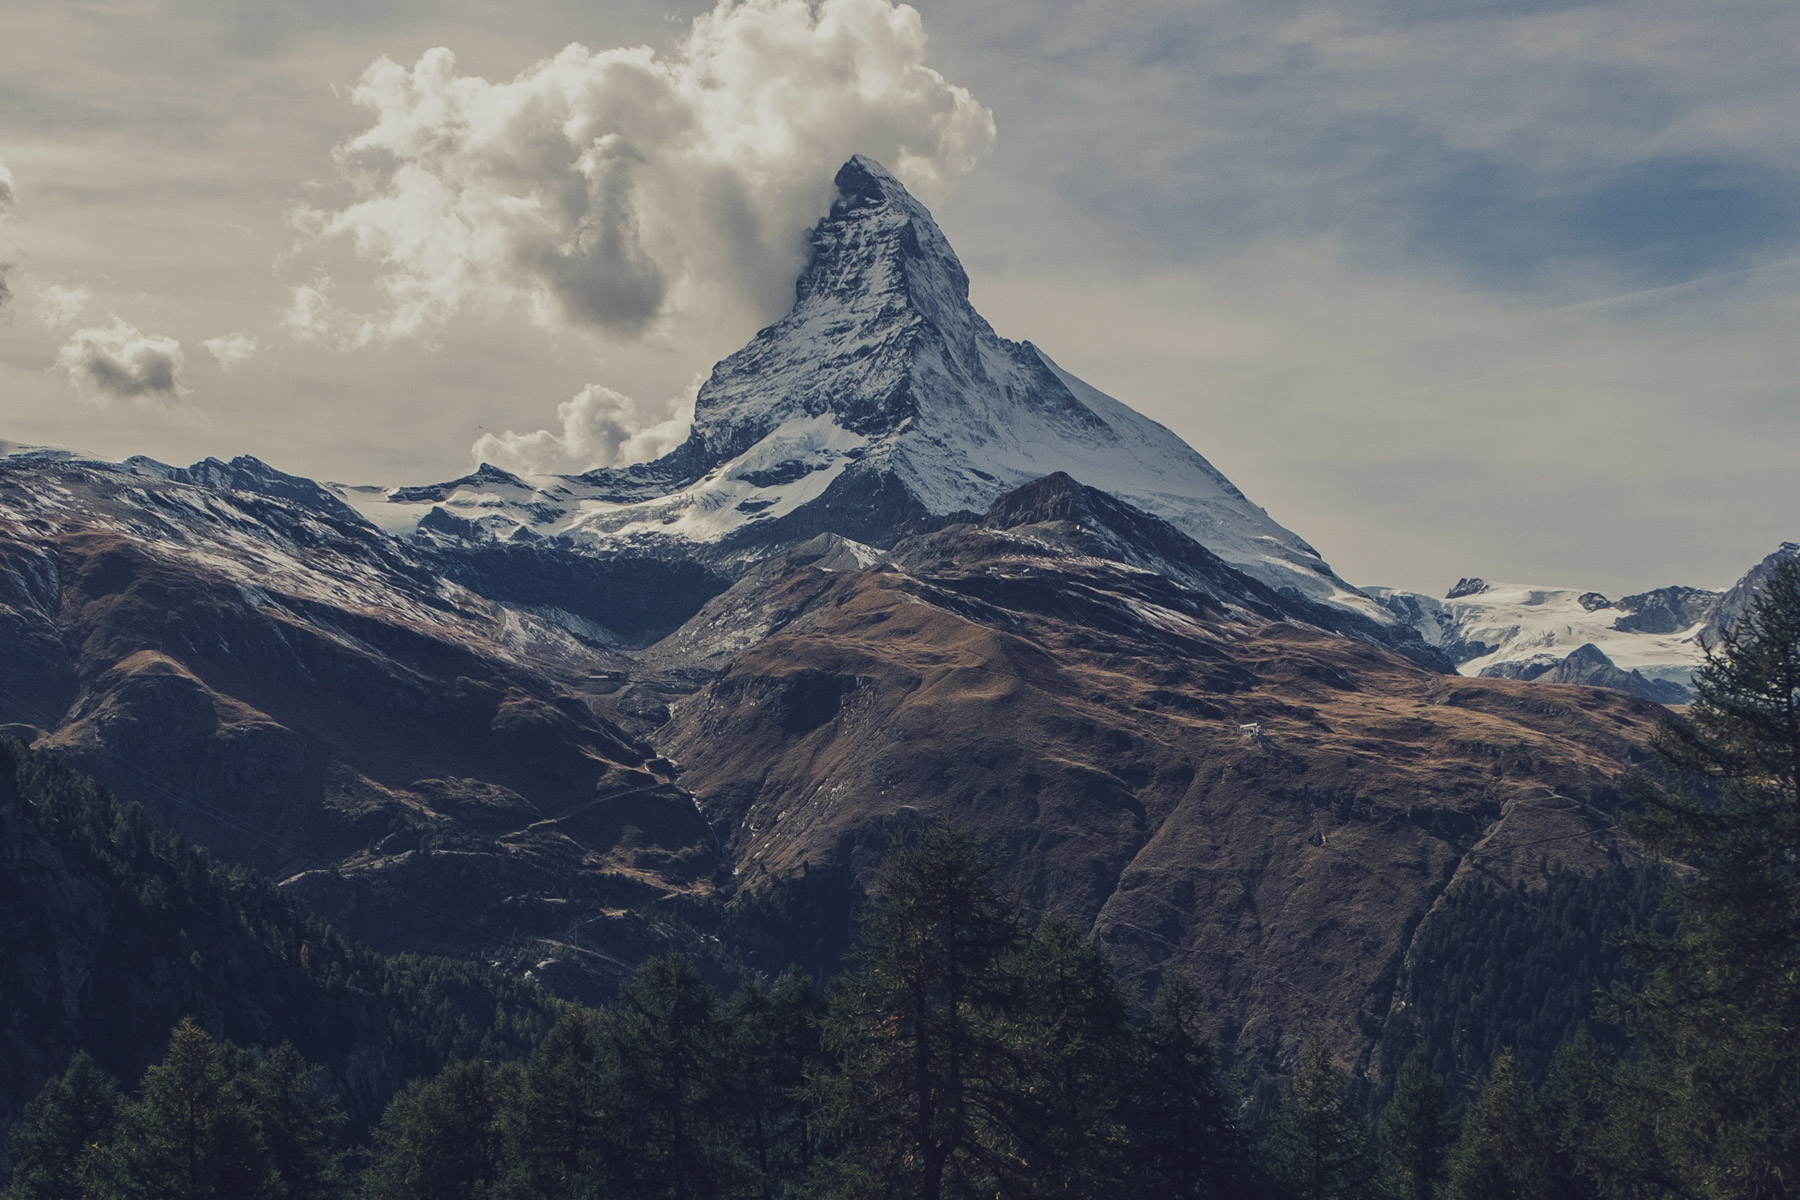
[
  {"left": 724, "top": 968, "right": 823, "bottom": 1199},
  {"left": 244, "top": 1044, "right": 346, "bottom": 1200},
  {"left": 1124, "top": 974, "right": 1254, "bottom": 1199},
  {"left": 1268, "top": 1041, "right": 1373, "bottom": 1200},
  {"left": 492, "top": 1009, "right": 614, "bottom": 1200},
  {"left": 1443, "top": 1051, "right": 1547, "bottom": 1200},
  {"left": 361, "top": 1059, "right": 511, "bottom": 1200},
  {"left": 1539, "top": 1028, "right": 1623, "bottom": 1200},
  {"left": 86, "top": 1018, "right": 268, "bottom": 1200},
  {"left": 603, "top": 953, "right": 739, "bottom": 1200},
  {"left": 2, "top": 1053, "right": 122, "bottom": 1200},
  {"left": 805, "top": 827, "right": 1020, "bottom": 1200},
  {"left": 1608, "top": 554, "right": 1800, "bottom": 1197},
  {"left": 993, "top": 917, "right": 1130, "bottom": 1199},
  {"left": 1375, "top": 1049, "right": 1449, "bottom": 1200}
]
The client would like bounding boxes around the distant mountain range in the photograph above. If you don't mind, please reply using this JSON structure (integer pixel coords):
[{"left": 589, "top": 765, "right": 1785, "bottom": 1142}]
[
  {"left": 1370, "top": 541, "right": 1798, "bottom": 704},
  {"left": 1, "top": 157, "right": 1790, "bottom": 1082}
]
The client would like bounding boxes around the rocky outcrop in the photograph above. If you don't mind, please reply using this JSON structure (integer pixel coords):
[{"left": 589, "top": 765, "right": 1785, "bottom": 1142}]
[
  {"left": 1699, "top": 542, "right": 1800, "bottom": 648},
  {"left": 1523, "top": 643, "right": 1690, "bottom": 704},
  {"left": 1614, "top": 585, "right": 1718, "bottom": 635}
]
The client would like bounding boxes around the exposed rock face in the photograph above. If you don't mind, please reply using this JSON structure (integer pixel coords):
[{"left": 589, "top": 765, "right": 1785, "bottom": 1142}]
[
  {"left": 659, "top": 478, "right": 1665, "bottom": 1071},
  {"left": 1447, "top": 577, "right": 1490, "bottom": 599},
  {"left": 1486, "top": 643, "right": 1689, "bottom": 704},
  {"left": 1700, "top": 542, "right": 1800, "bottom": 649},
  {"left": 1614, "top": 585, "right": 1718, "bottom": 635}
]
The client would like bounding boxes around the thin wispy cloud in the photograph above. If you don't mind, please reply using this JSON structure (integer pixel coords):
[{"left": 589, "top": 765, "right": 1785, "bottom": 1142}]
[
  {"left": 0, "top": 155, "right": 14, "bottom": 314},
  {"left": 201, "top": 332, "right": 259, "bottom": 369},
  {"left": 474, "top": 377, "right": 699, "bottom": 475},
  {"left": 35, "top": 284, "right": 93, "bottom": 330}
]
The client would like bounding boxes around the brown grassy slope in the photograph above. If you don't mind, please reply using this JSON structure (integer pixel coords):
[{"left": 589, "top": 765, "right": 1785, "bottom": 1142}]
[{"left": 658, "top": 523, "right": 1663, "bottom": 1070}]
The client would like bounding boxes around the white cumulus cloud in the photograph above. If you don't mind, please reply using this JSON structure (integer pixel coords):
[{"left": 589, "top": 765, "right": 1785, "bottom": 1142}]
[
  {"left": 473, "top": 379, "right": 698, "bottom": 475},
  {"left": 55, "top": 318, "right": 186, "bottom": 402},
  {"left": 296, "top": 0, "right": 994, "bottom": 346},
  {"left": 201, "top": 332, "right": 259, "bottom": 368}
]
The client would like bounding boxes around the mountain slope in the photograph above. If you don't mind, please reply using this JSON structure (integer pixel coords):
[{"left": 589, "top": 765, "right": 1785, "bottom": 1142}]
[
  {"left": 0, "top": 737, "right": 551, "bottom": 1143},
  {"left": 657, "top": 475, "right": 1666, "bottom": 1070},
  {"left": 343, "top": 157, "right": 1387, "bottom": 627},
  {"left": 0, "top": 451, "right": 722, "bottom": 999}
]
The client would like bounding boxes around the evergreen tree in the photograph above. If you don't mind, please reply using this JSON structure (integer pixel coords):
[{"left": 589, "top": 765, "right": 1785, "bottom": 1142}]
[
  {"left": 86, "top": 1018, "right": 268, "bottom": 1200},
  {"left": 1443, "top": 1051, "right": 1547, "bottom": 1200},
  {"left": 805, "top": 827, "right": 1020, "bottom": 1200},
  {"left": 992, "top": 917, "right": 1130, "bottom": 1199},
  {"left": 361, "top": 1059, "right": 511, "bottom": 1200},
  {"left": 245, "top": 1044, "right": 347, "bottom": 1200},
  {"left": 1540, "top": 1028, "right": 1626, "bottom": 1200},
  {"left": 1124, "top": 974, "right": 1254, "bottom": 1199},
  {"left": 602, "top": 953, "right": 739, "bottom": 1200},
  {"left": 1608, "top": 554, "right": 1800, "bottom": 1197},
  {"left": 1375, "top": 1049, "right": 1450, "bottom": 1200},
  {"left": 724, "top": 968, "right": 823, "bottom": 1199},
  {"left": 1268, "top": 1041, "right": 1373, "bottom": 1200},
  {"left": 492, "top": 1009, "right": 614, "bottom": 1200},
  {"left": 2, "top": 1053, "right": 122, "bottom": 1200}
]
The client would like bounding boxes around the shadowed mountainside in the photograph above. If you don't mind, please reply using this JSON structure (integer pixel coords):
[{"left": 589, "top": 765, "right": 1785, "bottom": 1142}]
[
  {"left": 0, "top": 456, "right": 721, "bottom": 1000},
  {"left": 0, "top": 737, "right": 552, "bottom": 1144}
]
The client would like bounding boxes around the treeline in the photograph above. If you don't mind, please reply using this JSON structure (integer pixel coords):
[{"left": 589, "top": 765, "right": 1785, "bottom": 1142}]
[
  {"left": 5, "top": 830, "right": 1260, "bottom": 1198},
  {"left": 0, "top": 826, "right": 1732, "bottom": 1200}
]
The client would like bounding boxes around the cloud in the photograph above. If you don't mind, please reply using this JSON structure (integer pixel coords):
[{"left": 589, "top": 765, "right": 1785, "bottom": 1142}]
[
  {"left": 0, "top": 156, "right": 12, "bottom": 313},
  {"left": 36, "top": 284, "right": 94, "bottom": 329},
  {"left": 282, "top": 282, "right": 343, "bottom": 344},
  {"left": 296, "top": 0, "right": 994, "bottom": 345},
  {"left": 472, "top": 379, "right": 698, "bottom": 475},
  {"left": 201, "top": 332, "right": 259, "bottom": 368},
  {"left": 54, "top": 318, "right": 186, "bottom": 402}
]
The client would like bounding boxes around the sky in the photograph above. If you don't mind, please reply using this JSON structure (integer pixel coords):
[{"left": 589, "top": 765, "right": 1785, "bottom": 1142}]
[{"left": 0, "top": 0, "right": 1796, "bottom": 596}]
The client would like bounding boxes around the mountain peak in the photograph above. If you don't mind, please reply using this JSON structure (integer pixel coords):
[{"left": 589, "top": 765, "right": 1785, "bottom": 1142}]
[
  {"left": 833, "top": 154, "right": 907, "bottom": 206},
  {"left": 789, "top": 155, "right": 971, "bottom": 325},
  {"left": 371, "top": 156, "right": 1393, "bottom": 630}
]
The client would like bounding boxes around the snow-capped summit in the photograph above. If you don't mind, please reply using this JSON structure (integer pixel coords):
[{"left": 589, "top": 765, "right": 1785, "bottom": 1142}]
[{"left": 342, "top": 155, "right": 1383, "bottom": 621}]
